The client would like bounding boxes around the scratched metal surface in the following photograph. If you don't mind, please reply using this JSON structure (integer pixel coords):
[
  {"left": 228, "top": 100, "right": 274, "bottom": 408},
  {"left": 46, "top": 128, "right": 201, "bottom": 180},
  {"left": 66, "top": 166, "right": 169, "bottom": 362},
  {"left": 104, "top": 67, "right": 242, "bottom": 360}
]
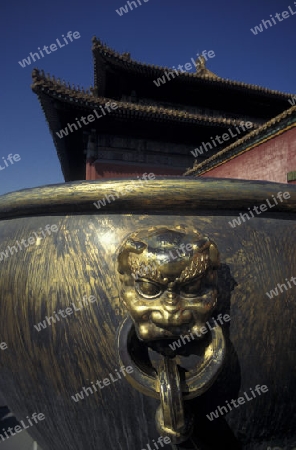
[{"left": 0, "top": 178, "right": 295, "bottom": 450}]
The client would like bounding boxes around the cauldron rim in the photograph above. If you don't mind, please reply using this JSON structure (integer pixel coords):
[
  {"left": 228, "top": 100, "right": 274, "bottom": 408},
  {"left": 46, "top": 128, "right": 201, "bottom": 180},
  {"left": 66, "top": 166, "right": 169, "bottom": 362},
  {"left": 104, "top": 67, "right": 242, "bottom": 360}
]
[{"left": 0, "top": 176, "right": 295, "bottom": 220}]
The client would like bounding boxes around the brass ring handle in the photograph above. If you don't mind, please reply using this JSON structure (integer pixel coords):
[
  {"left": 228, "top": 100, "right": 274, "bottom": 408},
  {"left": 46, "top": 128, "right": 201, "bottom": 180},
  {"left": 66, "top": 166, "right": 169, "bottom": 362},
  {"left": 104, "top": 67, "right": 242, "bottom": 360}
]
[
  {"left": 155, "top": 356, "right": 194, "bottom": 444},
  {"left": 117, "top": 316, "right": 226, "bottom": 400},
  {"left": 158, "top": 357, "right": 185, "bottom": 432}
]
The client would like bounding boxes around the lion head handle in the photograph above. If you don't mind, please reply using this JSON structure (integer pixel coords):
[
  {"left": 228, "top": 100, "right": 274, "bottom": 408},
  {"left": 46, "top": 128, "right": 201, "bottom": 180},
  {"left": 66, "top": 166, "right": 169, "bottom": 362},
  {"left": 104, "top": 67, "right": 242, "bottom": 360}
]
[{"left": 117, "top": 226, "right": 220, "bottom": 341}]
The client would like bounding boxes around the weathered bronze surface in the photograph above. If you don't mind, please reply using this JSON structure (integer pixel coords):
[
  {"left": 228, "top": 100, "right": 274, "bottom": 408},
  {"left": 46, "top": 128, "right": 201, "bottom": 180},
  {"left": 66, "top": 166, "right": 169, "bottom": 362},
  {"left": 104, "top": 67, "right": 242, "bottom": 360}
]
[{"left": 0, "top": 178, "right": 295, "bottom": 450}]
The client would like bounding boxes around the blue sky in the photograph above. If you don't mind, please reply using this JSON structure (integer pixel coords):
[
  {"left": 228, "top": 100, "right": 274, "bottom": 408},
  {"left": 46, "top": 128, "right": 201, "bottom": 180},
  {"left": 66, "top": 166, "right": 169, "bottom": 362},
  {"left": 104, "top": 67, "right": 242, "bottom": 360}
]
[{"left": 0, "top": 0, "right": 295, "bottom": 196}]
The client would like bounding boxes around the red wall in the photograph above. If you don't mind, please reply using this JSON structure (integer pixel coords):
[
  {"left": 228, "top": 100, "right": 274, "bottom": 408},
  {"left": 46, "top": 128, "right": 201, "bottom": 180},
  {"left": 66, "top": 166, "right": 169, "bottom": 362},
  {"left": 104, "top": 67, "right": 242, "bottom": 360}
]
[
  {"left": 200, "top": 127, "right": 296, "bottom": 184},
  {"left": 86, "top": 162, "right": 184, "bottom": 179}
]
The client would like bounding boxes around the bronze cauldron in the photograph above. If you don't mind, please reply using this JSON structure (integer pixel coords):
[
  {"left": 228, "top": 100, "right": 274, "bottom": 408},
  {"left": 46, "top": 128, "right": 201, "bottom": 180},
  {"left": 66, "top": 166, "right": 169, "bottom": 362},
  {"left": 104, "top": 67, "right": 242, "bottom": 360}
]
[{"left": 0, "top": 177, "right": 295, "bottom": 450}]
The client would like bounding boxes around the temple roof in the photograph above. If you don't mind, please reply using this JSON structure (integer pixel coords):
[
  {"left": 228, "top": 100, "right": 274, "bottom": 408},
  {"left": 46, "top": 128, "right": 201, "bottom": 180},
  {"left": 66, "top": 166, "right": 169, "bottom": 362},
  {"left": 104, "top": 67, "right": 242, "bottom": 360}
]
[
  {"left": 92, "top": 37, "right": 219, "bottom": 91},
  {"left": 92, "top": 37, "right": 294, "bottom": 99},
  {"left": 32, "top": 69, "right": 250, "bottom": 127},
  {"left": 32, "top": 38, "right": 296, "bottom": 182},
  {"left": 184, "top": 105, "right": 296, "bottom": 177},
  {"left": 32, "top": 68, "right": 259, "bottom": 181}
]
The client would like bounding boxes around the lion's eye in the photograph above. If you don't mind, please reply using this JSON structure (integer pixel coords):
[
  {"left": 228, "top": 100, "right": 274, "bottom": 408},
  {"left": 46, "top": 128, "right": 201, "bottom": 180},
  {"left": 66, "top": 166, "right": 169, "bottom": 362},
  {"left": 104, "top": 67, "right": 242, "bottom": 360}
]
[
  {"left": 181, "top": 278, "right": 202, "bottom": 296},
  {"left": 135, "top": 281, "right": 162, "bottom": 298}
]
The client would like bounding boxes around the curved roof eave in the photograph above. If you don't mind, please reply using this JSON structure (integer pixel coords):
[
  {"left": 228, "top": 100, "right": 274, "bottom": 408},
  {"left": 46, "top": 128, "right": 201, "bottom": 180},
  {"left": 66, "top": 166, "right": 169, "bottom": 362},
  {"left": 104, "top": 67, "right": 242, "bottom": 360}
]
[
  {"left": 92, "top": 37, "right": 294, "bottom": 99},
  {"left": 32, "top": 69, "right": 258, "bottom": 129}
]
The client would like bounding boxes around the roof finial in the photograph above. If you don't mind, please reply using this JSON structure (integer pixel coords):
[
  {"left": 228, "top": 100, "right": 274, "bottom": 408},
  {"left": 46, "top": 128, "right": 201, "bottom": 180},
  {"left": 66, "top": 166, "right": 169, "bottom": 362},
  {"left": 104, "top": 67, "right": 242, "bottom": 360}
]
[
  {"left": 31, "top": 68, "right": 40, "bottom": 82},
  {"left": 196, "top": 56, "right": 206, "bottom": 74},
  {"left": 122, "top": 52, "right": 131, "bottom": 61}
]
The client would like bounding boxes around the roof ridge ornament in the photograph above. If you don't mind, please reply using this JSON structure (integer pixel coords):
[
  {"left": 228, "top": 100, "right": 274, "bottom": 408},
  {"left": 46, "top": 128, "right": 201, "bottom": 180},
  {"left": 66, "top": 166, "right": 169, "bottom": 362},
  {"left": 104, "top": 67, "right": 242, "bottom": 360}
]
[
  {"left": 195, "top": 56, "right": 219, "bottom": 79},
  {"left": 31, "top": 68, "right": 41, "bottom": 83},
  {"left": 122, "top": 52, "right": 131, "bottom": 61},
  {"left": 195, "top": 56, "right": 206, "bottom": 74}
]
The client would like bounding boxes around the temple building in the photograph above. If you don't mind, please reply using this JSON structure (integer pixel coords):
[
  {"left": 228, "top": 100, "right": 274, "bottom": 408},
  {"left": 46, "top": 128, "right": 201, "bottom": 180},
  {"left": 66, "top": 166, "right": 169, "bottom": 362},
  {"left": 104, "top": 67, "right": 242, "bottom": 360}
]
[{"left": 32, "top": 37, "right": 295, "bottom": 182}]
